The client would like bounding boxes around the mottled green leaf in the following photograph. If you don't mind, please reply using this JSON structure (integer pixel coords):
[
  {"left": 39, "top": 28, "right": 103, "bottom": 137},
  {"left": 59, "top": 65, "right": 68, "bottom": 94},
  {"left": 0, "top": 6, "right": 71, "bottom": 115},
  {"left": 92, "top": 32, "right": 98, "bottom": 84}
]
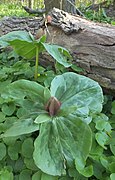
[
  {"left": 2, "top": 79, "right": 50, "bottom": 106},
  {"left": 0, "top": 118, "right": 39, "bottom": 138},
  {"left": 33, "top": 116, "right": 92, "bottom": 176},
  {"left": 50, "top": 72, "right": 103, "bottom": 118},
  {"left": 34, "top": 114, "right": 51, "bottom": 124}
]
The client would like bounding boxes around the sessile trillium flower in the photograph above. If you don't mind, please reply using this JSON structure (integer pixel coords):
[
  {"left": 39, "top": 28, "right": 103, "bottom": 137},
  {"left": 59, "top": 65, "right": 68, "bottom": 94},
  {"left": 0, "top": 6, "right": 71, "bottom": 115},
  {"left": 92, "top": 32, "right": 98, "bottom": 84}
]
[
  {"left": 45, "top": 97, "right": 61, "bottom": 116},
  {"left": 1, "top": 72, "right": 104, "bottom": 177}
]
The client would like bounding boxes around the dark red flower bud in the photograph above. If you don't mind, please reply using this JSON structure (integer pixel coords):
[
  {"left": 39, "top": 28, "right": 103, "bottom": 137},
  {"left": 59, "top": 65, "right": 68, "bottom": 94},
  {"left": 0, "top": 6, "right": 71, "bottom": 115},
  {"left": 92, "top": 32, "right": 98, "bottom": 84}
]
[{"left": 45, "top": 97, "right": 61, "bottom": 116}]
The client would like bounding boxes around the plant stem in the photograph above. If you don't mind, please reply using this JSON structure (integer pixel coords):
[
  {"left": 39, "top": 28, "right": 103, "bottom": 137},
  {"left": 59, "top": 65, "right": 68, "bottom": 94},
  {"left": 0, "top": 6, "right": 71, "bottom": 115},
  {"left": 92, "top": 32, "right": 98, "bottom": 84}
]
[{"left": 34, "top": 46, "right": 39, "bottom": 81}]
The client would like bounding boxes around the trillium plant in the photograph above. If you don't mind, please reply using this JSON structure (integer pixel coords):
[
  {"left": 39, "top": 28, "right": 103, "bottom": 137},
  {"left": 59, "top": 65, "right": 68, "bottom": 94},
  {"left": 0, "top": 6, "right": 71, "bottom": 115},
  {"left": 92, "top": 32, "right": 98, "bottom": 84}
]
[
  {"left": 0, "top": 71, "right": 105, "bottom": 178},
  {"left": 0, "top": 30, "right": 71, "bottom": 80},
  {"left": 0, "top": 31, "right": 113, "bottom": 179}
]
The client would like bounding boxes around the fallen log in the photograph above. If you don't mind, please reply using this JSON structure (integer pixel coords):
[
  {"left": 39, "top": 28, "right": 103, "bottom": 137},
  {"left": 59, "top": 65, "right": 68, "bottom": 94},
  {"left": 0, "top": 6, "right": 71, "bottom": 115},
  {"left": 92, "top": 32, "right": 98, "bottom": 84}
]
[
  {"left": 0, "top": 8, "right": 115, "bottom": 95},
  {"left": 46, "top": 8, "right": 115, "bottom": 95}
]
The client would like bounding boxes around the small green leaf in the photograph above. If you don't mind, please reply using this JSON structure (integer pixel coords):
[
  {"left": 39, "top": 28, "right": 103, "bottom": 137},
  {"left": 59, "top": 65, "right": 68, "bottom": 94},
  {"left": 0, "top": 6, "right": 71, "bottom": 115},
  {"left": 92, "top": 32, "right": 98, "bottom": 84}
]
[
  {"left": 109, "top": 162, "right": 115, "bottom": 173},
  {"left": 100, "top": 156, "right": 109, "bottom": 170},
  {"left": 24, "top": 158, "right": 38, "bottom": 171},
  {"left": 8, "top": 141, "right": 21, "bottom": 160},
  {"left": 41, "top": 173, "right": 58, "bottom": 180},
  {"left": 110, "top": 144, "right": 115, "bottom": 156},
  {"left": 111, "top": 101, "right": 115, "bottom": 115},
  {"left": 19, "top": 169, "right": 31, "bottom": 180},
  {"left": 0, "top": 143, "right": 6, "bottom": 160},
  {"left": 110, "top": 132, "right": 115, "bottom": 156},
  {"left": 71, "top": 64, "right": 83, "bottom": 72},
  {"left": 90, "top": 137, "right": 103, "bottom": 159},
  {"left": 95, "top": 132, "right": 109, "bottom": 149},
  {"left": 2, "top": 102, "right": 16, "bottom": 116},
  {"left": 110, "top": 173, "right": 115, "bottom": 180},
  {"left": 21, "top": 138, "right": 34, "bottom": 158},
  {"left": 32, "top": 171, "right": 42, "bottom": 180},
  {"left": 0, "top": 168, "right": 13, "bottom": 180},
  {"left": 14, "top": 158, "right": 24, "bottom": 173},
  {"left": 75, "top": 156, "right": 93, "bottom": 177},
  {"left": 0, "top": 112, "right": 6, "bottom": 123},
  {"left": 3, "top": 137, "right": 17, "bottom": 146},
  {"left": 95, "top": 120, "right": 107, "bottom": 131},
  {"left": 16, "top": 108, "right": 28, "bottom": 118}
]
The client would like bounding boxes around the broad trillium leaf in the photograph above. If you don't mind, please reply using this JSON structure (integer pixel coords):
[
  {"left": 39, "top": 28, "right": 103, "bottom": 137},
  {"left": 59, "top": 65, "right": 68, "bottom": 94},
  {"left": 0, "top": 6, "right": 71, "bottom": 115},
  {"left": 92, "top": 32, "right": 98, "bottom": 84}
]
[
  {"left": 9, "top": 38, "right": 45, "bottom": 59},
  {"left": 9, "top": 40, "right": 36, "bottom": 59},
  {"left": 0, "top": 31, "right": 34, "bottom": 48},
  {"left": 0, "top": 31, "right": 46, "bottom": 59},
  {"left": 42, "top": 43, "right": 72, "bottom": 67},
  {"left": 2, "top": 79, "right": 51, "bottom": 106},
  {"left": 0, "top": 31, "right": 71, "bottom": 67},
  {"left": 34, "top": 114, "right": 51, "bottom": 124},
  {"left": 33, "top": 116, "right": 92, "bottom": 176},
  {"left": 50, "top": 72, "right": 103, "bottom": 118},
  {"left": 0, "top": 118, "right": 39, "bottom": 138}
]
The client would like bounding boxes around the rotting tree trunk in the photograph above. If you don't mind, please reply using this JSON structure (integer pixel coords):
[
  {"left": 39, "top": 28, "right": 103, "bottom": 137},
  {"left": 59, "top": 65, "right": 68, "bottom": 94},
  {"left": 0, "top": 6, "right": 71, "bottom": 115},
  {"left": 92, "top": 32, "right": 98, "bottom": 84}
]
[
  {"left": 47, "top": 8, "right": 115, "bottom": 95},
  {"left": 0, "top": 8, "right": 115, "bottom": 95}
]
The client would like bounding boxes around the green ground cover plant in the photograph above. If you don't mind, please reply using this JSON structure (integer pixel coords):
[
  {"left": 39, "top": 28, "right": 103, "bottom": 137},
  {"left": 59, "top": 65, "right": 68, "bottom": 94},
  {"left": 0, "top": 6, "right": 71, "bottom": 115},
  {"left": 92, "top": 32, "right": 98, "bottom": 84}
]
[
  {"left": 84, "top": 8, "right": 115, "bottom": 24},
  {"left": 0, "top": 3, "right": 29, "bottom": 18},
  {"left": 0, "top": 31, "right": 115, "bottom": 180}
]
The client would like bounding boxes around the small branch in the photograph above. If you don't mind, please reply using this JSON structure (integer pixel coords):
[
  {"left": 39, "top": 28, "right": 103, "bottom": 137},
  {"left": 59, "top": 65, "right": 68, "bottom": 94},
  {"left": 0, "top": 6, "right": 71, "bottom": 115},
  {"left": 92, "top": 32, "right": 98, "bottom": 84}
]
[
  {"left": 67, "top": 0, "right": 85, "bottom": 16},
  {"left": 22, "top": 6, "right": 46, "bottom": 15}
]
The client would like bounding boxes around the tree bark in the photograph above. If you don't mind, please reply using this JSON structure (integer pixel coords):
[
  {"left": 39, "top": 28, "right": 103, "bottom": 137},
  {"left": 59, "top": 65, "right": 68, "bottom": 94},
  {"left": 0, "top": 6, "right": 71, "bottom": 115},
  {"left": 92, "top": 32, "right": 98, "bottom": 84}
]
[
  {"left": 0, "top": 8, "right": 115, "bottom": 95},
  {"left": 44, "top": 0, "right": 78, "bottom": 14}
]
